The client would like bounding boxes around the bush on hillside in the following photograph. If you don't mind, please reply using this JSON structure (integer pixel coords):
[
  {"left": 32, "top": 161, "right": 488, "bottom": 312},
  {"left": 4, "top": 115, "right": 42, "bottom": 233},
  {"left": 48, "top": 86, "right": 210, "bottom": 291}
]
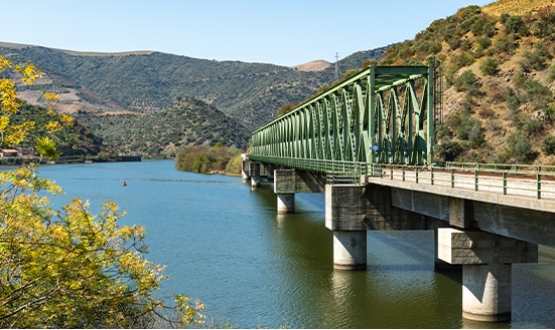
[
  {"left": 480, "top": 58, "right": 499, "bottom": 76},
  {"left": 505, "top": 131, "right": 537, "bottom": 163},
  {"left": 453, "top": 70, "right": 482, "bottom": 97},
  {"left": 541, "top": 136, "right": 555, "bottom": 155},
  {"left": 520, "top": 42, "right": 552, "bottom": 72},
  {"left": 436, "top": 141, "right": 463, "bottom": 162}
]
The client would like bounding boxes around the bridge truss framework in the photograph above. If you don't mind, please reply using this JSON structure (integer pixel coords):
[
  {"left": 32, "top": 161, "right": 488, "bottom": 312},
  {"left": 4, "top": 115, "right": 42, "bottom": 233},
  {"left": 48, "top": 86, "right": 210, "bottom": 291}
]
[{"left": 251, "top": 65, "right": 436, "bottom": 171}]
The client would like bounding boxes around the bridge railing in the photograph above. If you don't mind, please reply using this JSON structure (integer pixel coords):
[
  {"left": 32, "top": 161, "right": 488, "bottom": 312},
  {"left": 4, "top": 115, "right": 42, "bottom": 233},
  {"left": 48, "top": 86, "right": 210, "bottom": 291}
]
[
  {"left": 446, "top": 161, "right": 555, "bottom": 175},
  {"left": 376, "top": 164, "right": 555, "bottom": 200},
  {"left": 248, "top": 155, "right": 370, "bottom": 184}
]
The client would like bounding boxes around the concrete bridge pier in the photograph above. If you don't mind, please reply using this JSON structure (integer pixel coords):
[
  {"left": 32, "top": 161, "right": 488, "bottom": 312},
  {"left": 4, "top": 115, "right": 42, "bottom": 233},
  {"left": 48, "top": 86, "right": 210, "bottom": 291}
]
[
  {"left": 273, "top": 169, "right": 326, "bottom": 214},
  {"left": 332, "top": 230, "right": 367, "bottom": 270},
  {"left": 433, "top": 227, "right": 462, "bottom": 271},
  {"left": 276, "top": 193, "right": 295, "bottom": 214},
  {"left": 325, "top": 184, "right": 369, "bottom": 270},
  {"left": 438, "top": 228, "right": 538, "bottom": 322},
  {"left": 251, "top": 177, "right": 261, "bottom": 188}
]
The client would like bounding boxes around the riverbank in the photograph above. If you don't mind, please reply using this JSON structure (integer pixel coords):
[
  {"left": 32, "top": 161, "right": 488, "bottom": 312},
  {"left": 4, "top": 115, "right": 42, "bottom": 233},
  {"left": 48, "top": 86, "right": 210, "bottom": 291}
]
[
  {"left": 0, "top": 155, "right": 141, "bottom": 165},
  {"left": 175, "top": 144, "right": 243, "bottom": 176}
]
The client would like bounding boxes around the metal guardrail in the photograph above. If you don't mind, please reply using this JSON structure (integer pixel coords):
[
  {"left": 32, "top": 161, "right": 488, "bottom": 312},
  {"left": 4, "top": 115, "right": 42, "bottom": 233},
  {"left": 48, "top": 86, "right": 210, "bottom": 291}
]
[
  {"left": 445, "top": 162, "right": 555, "bottom": 175},
  {"left": 379, "top": 164, "right": 555, "bottom": 200},
  {"left": 249, "top": 156, "right": 555, "bottom": 200},
  {"left": 248, "top": 156, "right": 369, "bottom": 185}
]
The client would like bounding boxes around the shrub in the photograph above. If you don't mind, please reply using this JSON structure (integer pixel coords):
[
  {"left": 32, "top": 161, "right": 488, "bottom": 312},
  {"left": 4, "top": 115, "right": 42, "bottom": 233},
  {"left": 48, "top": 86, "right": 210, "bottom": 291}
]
[
  {"left": 522, "top": 78, "right": 552, "bottom": 111},
  {"left": 547, "top": 64, "right": 555, "bottom": 83},
  {"left": 436, "top": 141, "right": 463, "bottom": 161},
  {"left": 523, "top": 118, "right": 543, "bottom": 137},
  {"left": 454, "top": 70, "right": 482, "bottom": 96},
  {"left": 477, "top": 37, "right": 492, "bottom": 49},
  {"left": 342, "top": 69, "right": 359, "bottom": 80},
  {"left": 495, "top": 35, "right": 518, "bottom": 53},
  {"left": 435, "top": 123, "right": 452, "bottom": 140},
  {"left": 480, "top": 58, "right": 499, "bottom": 76},
  {"left": 361, "top": 59, "right": 378, "bottom": 69},
  {"left": 505, "top": 131, "right": 537, "bottom": 163},
  {"left": 504, "top": 15, "right": 528, "bottom": 35},
  {"left": 541, "top": 136, "right": 555, "bottom": 155},
  {"left": 520, "top": 42, "right": 552, "bottom": 72}
]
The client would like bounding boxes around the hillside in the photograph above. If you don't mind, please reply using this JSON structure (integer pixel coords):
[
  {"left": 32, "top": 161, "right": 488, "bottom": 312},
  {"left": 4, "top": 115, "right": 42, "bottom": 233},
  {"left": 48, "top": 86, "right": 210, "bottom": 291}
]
[
  {"left": 292, "top": 60, "right": 331, "bottom": 72},
  {"left": 11, "top": 103, "right": 107, "bottom": 156},
  {"left": 375, "top": 1, "right": 555, "bottom": 164},
  {"left": 0, "top": 44, "right": 388, "bottom": 131},
  {"left": 75, "top": 97, "right": 249, "bottom": 158}
]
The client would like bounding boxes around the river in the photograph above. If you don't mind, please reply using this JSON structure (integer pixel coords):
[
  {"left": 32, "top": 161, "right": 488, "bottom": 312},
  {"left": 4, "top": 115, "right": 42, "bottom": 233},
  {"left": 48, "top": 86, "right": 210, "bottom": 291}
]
[{"left": 15, "top": 160, "right": 555, "bottom": 328}]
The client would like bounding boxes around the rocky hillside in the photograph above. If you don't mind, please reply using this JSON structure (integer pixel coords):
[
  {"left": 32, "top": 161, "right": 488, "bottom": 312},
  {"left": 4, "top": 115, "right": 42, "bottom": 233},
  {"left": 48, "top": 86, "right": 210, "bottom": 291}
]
[{"left": 375, "top": 1, "right": 555, "bottom": 165}]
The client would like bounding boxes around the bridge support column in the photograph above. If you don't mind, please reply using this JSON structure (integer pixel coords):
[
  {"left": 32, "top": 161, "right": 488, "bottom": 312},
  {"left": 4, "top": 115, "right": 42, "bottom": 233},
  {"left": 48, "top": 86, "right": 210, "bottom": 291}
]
[
  {"left": 438, "top": 228, "right": 538, "bottom": 322},
  {"left": 333, "top": 231, "right": 367, "bottom": 270},
  {"left": 277, "top": 193, "right": 295, "bottom": 214},
  {"left": 434, "top": 227, "right": 461, "bottom": 271},
  {"left": 241, "top": 154, "right": 250, "bottom": 183},
  {"left": 325, "top": 184, "right": 368, "bottom": 270},
  {"left": 273, "top": 169, "right": 326, "bottom": 214},
  {"left": 251, "top": 177, "right": 261, "bottom": 188}
]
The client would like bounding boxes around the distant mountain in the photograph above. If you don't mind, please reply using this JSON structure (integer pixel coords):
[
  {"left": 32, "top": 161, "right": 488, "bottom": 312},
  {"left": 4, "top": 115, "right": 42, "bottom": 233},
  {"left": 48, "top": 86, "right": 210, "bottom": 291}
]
[
  {"left": 75, "top": 97, "right": 250, "bottom": 158},
  {"left": 0, "top": 43, "right": 388, "bottom": 131},
  {"left": 292, "top": 60, "right": 331, "bottom": 72}
]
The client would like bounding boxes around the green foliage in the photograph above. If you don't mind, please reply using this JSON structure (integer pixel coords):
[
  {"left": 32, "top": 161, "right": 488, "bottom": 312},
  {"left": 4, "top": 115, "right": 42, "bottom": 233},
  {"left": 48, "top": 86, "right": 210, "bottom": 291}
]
[
  {"left": 446, "top": 110, "right": 484, "bottom": 147},
  {"left": 506, "top": 87, "right": 521, "bottom": 111},
  {"left": 495, "top": 34, "right": 518, "bottom": 53},
  {"left": 521, "top": 78, "right": 553, "bottom": 112},
  {"left": 435, "top": 123, "right": 452, "bottom": 140},
  {"left": 76, "top": 97, "right": 249, "bottom": 158},
  {"left": 480, "top": 58, "right": 499, "bottom": 76},
  {"left": 503, "top": 14, "right": 529, "bottom": 35},
  {"left": 314, "top": 84, "right": 330, "bottom": 96},
  {"left": 505, "top": 131, "right": 537, "bottom": 163},
  {"left": 0, "top": 45, "right": 388, "bottom": 131},
  {"left": 541, "top": 136, "right": 555, "bottom": 155},
  {"left": 547, "top": 64, "right": 555, "bottom": 83},
  {"left": 361, "top": 59, "right": 378, "bottom": 69},
  {"left": 453, "top": 70, "right": 482, "bottom": 97},
  {"left": 520, "top": 42, "right": 552, "bottom": 72},
  {"left": 175, "top": 144, "right": 241, "bottom": 175},
  {"left": 476, "top": 36, "right": 492, "bottom": 49},
  {"left": 342, "top": 69, "right": 359, "bottom": 80},
  {"left": 11, "top": 103, "right": 106, "bottom": 156},
  {"left": 1, "top": 59, "right": 203, "bottom": 328},
  {"left": 436, "top": 141, "right": 463, "bottom": 162}
]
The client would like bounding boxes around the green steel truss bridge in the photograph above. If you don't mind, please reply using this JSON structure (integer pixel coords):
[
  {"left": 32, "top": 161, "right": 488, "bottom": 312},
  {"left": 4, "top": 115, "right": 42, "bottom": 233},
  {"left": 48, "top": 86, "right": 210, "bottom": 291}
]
[{"left": 250, "top": 65, "right": 437, "bottom": 175}]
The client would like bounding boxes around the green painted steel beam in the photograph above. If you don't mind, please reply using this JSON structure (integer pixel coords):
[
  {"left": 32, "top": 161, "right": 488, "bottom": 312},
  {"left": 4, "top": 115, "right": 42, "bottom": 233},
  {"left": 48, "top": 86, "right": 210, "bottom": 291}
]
[{"left": 250, "top": 65, "right": 436, "bottom": 175}]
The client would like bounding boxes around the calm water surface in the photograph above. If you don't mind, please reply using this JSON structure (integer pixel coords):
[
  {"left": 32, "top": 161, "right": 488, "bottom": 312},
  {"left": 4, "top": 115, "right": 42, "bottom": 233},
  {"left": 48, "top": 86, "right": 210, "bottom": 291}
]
[{"left": 20, "top": 160, "right": 555, "bottom": 328}]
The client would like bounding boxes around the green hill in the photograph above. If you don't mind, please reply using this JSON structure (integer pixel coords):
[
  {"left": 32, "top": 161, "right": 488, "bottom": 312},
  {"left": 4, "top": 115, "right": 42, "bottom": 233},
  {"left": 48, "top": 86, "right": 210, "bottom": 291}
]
[
  {"left": 0, "top": 45, "right": 388, "bottom": 131},
  {"left": 75, "top": 97, "right": 250, "bottom": 158},
  {"left": 374, "top": 2, "right": 555, "bottom": 164},
  {"left": 12, "top": 103, "right": 107, "bottom": 156}
]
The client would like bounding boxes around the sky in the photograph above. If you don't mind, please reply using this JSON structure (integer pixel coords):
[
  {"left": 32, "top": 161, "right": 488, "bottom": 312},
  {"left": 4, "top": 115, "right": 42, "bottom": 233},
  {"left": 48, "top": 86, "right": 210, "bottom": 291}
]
[{"left": 2, "top": 0, "right": 493, "bottom": 67}]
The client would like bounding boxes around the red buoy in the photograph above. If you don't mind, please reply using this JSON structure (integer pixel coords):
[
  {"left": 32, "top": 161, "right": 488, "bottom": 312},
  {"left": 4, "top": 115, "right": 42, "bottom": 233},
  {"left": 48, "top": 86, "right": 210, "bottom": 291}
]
[{"left": 123, "top": 181, "right": 127, "bottom": 186}]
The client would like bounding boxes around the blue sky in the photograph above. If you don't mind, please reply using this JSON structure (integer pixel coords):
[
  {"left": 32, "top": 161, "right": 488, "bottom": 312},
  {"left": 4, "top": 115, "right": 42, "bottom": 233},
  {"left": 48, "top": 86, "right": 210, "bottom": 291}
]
[{"left": 2, "top": 0, "right": 492, "bottom": 66}]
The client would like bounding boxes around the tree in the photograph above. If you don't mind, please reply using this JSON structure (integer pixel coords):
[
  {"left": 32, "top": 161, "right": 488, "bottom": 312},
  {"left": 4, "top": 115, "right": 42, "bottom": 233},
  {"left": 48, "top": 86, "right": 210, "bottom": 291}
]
[{"left": 0, "top": 56, "right": 204, "bottom": 327}]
